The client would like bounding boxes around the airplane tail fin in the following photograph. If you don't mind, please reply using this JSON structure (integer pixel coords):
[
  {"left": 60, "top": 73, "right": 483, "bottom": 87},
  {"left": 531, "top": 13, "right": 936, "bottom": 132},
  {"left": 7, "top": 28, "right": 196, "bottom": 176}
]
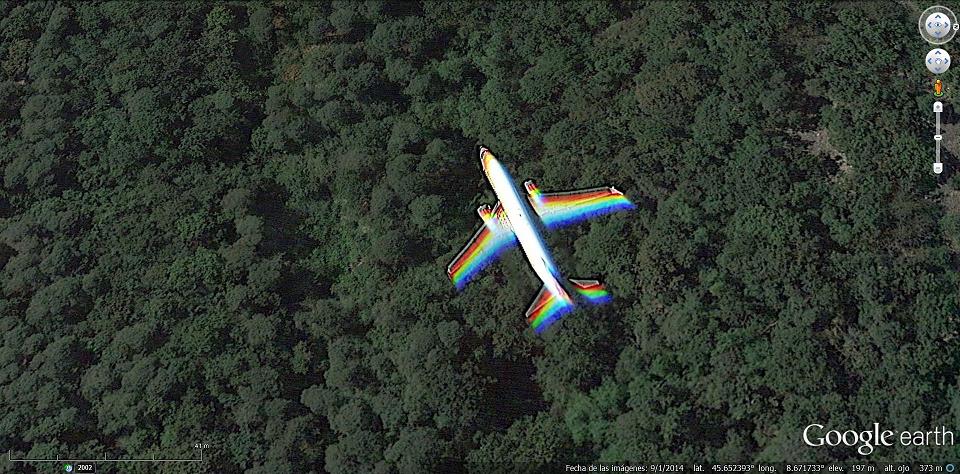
[
  {"left": 568, "top": 278, "right": 612, "bottom": 305},
  {"left": 525, "top": 285, "right": 574, "bottom": 334}
]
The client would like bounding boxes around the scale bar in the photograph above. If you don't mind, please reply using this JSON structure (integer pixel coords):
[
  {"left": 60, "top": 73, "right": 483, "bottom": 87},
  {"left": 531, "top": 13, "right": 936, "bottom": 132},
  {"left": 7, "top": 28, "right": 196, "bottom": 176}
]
[
  {"left": 10, "top": 459, "right": 203, "bottom": 462},
  {"left": 8, "top": 449, "right": 204, "bottom": 463}
]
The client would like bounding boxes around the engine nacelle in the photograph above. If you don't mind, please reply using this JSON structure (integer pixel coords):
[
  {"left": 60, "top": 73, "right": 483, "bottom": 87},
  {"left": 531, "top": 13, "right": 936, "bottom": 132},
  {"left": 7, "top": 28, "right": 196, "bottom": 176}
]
[
  {"left": 523, "top": 180, "right": 539, "bottom": 196},
  {"left": 477, "top": 204, "right": 493, "bottom": 221}
]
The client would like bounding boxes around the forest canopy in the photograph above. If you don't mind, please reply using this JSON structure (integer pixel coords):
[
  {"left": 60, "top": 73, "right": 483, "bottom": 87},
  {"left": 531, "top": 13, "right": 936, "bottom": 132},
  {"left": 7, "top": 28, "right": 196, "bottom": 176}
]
[{"left": 1, "top": 1, "right": 959, "bottom": 472}]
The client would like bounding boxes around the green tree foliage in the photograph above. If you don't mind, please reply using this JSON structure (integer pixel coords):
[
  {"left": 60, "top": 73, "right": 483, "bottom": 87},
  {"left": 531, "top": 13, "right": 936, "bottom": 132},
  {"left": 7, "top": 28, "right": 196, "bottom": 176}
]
[{"left": 1, "top": 1, "right": 958, "bottom": 471}]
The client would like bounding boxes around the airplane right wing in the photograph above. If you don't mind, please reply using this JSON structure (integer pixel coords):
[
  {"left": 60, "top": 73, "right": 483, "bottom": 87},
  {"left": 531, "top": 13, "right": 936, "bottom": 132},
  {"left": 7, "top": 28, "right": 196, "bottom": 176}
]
[
  {"left": 525, "top": 182, "right": 634, "bottom": 230},
  {"left": 447, "top": 203, "right": 517, "bottom": 289}
]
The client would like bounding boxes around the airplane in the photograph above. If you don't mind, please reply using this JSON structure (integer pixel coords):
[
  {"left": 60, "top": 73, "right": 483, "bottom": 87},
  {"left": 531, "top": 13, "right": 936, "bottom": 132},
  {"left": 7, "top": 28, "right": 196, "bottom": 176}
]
[{"left": 447, "top": 146, "right": 634, "bottom": 333}]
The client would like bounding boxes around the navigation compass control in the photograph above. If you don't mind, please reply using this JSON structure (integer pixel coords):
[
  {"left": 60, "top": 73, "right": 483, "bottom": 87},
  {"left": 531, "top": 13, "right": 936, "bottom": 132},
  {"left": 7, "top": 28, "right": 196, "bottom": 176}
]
[
  {"left": 927, "top": 48, "right": 951, "bottom": 74},
  {"left": 920, "top": 5, "right": 959, "bottom": 44}
]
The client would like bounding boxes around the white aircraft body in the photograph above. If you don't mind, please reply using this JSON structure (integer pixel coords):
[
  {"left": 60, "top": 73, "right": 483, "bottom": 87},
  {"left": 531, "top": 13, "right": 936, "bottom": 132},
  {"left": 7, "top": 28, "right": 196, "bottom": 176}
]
[{"left": 447, "top": 147, "right": 633, "bottom": 332}]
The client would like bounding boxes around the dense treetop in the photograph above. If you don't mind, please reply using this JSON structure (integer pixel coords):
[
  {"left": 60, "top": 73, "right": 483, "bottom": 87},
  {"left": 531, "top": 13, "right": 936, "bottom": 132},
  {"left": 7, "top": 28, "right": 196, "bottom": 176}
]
[{"left": 1, "top": 1, "right": 959, "bottom": 471}]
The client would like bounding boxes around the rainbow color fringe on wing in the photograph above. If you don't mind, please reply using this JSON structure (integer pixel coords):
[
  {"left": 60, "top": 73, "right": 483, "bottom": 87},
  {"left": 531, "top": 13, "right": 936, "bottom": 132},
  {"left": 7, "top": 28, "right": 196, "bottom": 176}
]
[
  {"left": 535, "top": 188, "right": 634, "bottom": 229},
  {"left": 448, "top": 225, "right": 517, "bottom": 290}
]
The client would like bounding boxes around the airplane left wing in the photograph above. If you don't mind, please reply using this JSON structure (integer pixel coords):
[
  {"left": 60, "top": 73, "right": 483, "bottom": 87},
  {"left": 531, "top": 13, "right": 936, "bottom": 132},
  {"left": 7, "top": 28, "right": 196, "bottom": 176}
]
[
  {"left": 447, "top": 203, "right": 517, "bottom": 289},
  {"left": 525, "top": 182, "right": 634, "bottom": 230}
]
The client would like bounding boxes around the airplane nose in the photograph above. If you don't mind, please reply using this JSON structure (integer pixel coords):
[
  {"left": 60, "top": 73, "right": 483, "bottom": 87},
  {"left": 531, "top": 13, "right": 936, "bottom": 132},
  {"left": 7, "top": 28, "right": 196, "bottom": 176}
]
[{"left": 480, "top": 146, "right": 495, "bottom": 170}]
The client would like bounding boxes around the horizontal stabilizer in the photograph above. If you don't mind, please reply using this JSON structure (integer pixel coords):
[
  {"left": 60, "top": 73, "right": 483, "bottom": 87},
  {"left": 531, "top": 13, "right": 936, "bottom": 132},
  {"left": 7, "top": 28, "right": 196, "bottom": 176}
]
[
  {"left": 569, "top": 278, "right": 611, "bottom": 304},
  {"left": 525, "top": 285, "right": 574, "bottom": 333}
]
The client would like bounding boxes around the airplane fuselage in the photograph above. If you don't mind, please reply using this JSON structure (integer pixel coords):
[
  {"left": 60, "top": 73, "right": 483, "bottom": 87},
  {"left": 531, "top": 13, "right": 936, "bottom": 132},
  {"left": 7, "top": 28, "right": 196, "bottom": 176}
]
[{"left": 480, "top": 149, "right": 571, "bottom": 303}]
